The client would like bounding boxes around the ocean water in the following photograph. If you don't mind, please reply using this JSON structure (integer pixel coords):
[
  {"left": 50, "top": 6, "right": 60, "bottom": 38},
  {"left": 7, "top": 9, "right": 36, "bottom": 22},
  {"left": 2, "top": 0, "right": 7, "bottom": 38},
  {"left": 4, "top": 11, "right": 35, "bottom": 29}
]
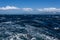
[{"left": 0, "top": 15, "right": 60, "bottom": 40}]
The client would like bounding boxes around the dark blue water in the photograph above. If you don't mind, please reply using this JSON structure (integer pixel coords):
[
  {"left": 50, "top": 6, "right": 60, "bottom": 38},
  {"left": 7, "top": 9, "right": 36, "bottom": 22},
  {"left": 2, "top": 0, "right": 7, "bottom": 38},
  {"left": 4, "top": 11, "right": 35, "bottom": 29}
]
[{"left": 0, "top": 15, "right": 60, "bottom": 40}]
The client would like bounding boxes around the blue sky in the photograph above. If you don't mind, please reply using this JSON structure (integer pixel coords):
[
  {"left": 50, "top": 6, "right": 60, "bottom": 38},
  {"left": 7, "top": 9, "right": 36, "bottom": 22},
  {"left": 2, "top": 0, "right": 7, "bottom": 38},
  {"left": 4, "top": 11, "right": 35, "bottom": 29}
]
[
  {"left": 0, "top": 0, "right": 60, "bottom": 14},
  {"left": 0, "top": 0, "right": 60, "bottom": 8}
]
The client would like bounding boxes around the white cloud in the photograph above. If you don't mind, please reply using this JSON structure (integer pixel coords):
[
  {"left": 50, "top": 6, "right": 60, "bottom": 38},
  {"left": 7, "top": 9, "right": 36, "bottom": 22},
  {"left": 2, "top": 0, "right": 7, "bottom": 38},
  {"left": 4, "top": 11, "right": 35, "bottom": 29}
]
[
  {"left": 0, "top": 6, "right": 60, "bottom": 13},
  {"left": 22, "top": 8, "right": 33, "bottom": 12},
  {"left": 37, "top": 8, "right": 60, "bottom": 12},
  {"left": 0, "top": 6, "right": 20, "bottom": 10}
]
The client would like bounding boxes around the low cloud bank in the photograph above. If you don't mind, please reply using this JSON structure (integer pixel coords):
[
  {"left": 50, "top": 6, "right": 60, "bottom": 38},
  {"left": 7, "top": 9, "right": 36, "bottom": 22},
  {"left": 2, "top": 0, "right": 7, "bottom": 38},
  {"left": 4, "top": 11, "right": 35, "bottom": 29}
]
[
  {"left": 0, "top": 6, "right": 20, "bottom": 10},
  {"left": 37, "top": 8, "right": 60, "bottom": 12},
  {"left": 0, "top": 6, "right": 60, "bottom": 13}
]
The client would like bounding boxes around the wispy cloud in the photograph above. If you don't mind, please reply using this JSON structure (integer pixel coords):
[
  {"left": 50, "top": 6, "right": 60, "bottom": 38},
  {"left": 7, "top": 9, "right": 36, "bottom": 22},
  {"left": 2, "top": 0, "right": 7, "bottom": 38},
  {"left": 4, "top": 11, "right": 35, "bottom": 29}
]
[
  {"left": 0, "top": 6, "right": 20, "bottom": 10},
  {"left": 22, "top": 8, "right": 33, "bottom": 12}
]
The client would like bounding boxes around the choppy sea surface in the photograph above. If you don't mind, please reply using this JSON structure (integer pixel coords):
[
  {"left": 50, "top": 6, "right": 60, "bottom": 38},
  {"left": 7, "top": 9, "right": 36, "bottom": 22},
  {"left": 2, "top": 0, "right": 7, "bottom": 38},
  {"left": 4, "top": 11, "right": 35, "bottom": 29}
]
[{"left": 0, "top": 15, "right": 60, "bottom": 40}]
